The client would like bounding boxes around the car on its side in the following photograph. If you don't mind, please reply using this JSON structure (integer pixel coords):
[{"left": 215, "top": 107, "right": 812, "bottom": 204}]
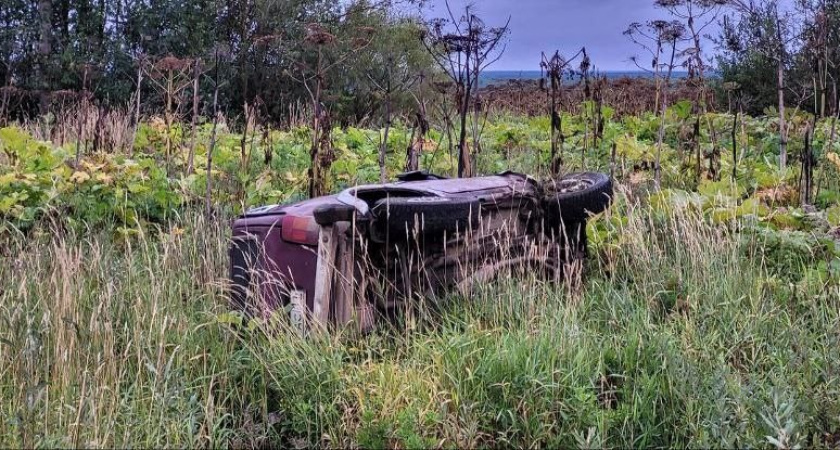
[{"left": 229, "top": 171, "right": 612, "bottom": 332}]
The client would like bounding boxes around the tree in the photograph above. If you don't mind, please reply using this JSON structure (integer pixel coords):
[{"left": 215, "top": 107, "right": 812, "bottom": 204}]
[
  {"left": 423, "top": 2, "right": 509, "bottom": 178},
  {"left": 404, "top": 72, "right": 431, "bottom": 172},
  {"left": 0, "top": 0, "right": 34, "bottom": 87},
  {"left": 626, "top": 19, "right": 686, "bottom": 188},
  {"left": 540, "top": 48, "right": 586, "bottom": 175},
  {"left": 0, "top": 0, "right": 36, "bottom": 121},
  {"left": 144, "top": 56, "right": 194, "bottom": 174},
  {"left": 656, "top": 0, "right": 725, "bottom": 181},
  {"left": 368, "top": 58, "right": 416, "bottom": 182},
  {"left": 355, "top": 13, "right": 428, "bottom": 181},
  {"left": 721, "top": 0, "right": 798, "bottom": 169},
  {"left": 657, "top": 0, "right": 727, "bottom": 79},
  {"left": 186, "top": 58, "right": 205, "bottom": 174},
  {"left": 0, "top": 0, "right": 436, "bottom": 124},
  {"left": 36, "top": 0, "right": 52, "bottom": 114},
  {"left": 205, "top": 44, "right": 229, "bottom": 222},
  {"left": 796, "top": 0, "right": 840, "bottom": 118},
  {"left": 282, "top": 21, "right": 374, "bottom": 197}
]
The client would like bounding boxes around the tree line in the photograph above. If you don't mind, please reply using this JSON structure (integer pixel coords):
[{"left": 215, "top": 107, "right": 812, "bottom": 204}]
[
  {"left": 4, "top": 0, "right": 840, "bottom": 120},
  {"left": 1, "top": 0, "right": 838, "bottom": 200},
  {"left": 0, "top": 0, "right": 434, "bottom": 124}
]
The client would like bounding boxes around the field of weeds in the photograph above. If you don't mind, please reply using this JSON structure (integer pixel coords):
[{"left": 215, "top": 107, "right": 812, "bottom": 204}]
[
  {"left": 1, "top": 186, "right": 839, "bottom": 447},
  {"left": 2, "top": 106, "right": 840, "bottom": 447},
  {"left": 5, "top": 0, "right": 840, "bottom": 445}
]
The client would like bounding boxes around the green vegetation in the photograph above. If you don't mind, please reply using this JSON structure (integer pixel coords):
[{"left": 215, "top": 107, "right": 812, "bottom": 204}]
[
  {"left": 2, "top": 109, "right": 839, "bottom": 232},
  {"left": 1, "top": 193, "right": 838, "bottom": 447},
  {"left": 1, "top": 107, "right": 840, "bottom": 447},
  {"left": 0, "top": 0, "right": 433, "bottom": 123},
  {"left": 4, "top": 0, "right": 840, "bottom": 446}
]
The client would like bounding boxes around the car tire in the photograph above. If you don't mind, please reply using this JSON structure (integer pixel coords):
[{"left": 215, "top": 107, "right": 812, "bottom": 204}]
[
  {"left": 372, "top": 196, "right": 480, "bottom": 239},
  {"left": 544, "top": 172, "right": 613, "bottom": 224}
]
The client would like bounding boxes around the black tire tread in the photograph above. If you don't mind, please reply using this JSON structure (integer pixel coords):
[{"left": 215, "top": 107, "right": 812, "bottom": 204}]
[{"left": 545, "top": 172, "right": 613, "bottom": 223}]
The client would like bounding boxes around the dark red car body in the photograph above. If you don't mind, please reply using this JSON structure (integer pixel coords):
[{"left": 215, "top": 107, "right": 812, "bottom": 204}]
[{"left": 230, "top": 171, "right": 612, "bottom": 331}]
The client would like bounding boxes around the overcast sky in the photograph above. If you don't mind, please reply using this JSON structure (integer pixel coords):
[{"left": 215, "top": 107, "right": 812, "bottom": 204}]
[{"left": 423, "top": 0, "right": 722, "bottom": 71}]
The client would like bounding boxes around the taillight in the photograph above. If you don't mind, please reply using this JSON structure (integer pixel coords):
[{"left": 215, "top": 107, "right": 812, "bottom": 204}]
[{"left": 281, "top": 215, "right": 320, "bottom": 246}]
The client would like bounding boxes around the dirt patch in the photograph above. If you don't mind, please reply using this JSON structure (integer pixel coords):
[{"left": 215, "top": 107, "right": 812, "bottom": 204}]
[{"left": 480, "top": 77, "right": 713, "bottom": 117}]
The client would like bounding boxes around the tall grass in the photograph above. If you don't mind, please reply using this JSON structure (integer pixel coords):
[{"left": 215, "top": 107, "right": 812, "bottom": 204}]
[
  {"left": 1, "top": 193, "right": 838, "bottom": 448},
  {"left": 0, "top": 217, "right": 274, "bottom": 448},
  {"left": 249, "top": 196, "right": 840, "bottom": 448}
]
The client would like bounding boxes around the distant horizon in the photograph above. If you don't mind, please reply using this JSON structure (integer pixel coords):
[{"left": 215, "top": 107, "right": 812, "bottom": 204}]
[{"left": 478, "top": 69, "right": 694, "bottom": 87}]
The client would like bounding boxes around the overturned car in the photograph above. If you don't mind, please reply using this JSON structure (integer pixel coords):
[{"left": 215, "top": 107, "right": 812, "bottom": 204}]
[{"left": 229, "top": 171, "right": 612, "bottom": 332}]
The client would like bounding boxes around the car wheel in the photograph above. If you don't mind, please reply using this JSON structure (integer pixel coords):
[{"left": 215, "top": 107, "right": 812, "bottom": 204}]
[
  {"left": 544, "top": 172, "right": 613, "bottom": 224},
  {"left": 371, "top": 195, "right": 480, "bottom": 239}
]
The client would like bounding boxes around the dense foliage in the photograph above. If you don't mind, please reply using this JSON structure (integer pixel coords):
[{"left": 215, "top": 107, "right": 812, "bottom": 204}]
[
  {"left": 717, "top": 0, "right": 840, "bottom": 117},
  {"left": 2, "top": 108, "right": 839, "bottom": 233},
  {"left": 0, "top": 0, "right": 433, "bottom": 123}
]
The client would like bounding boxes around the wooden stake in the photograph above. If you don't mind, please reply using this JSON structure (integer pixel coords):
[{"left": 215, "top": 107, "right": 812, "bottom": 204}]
[{"left": 313, "top": 224, "right": 338, "bottom": 329}]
